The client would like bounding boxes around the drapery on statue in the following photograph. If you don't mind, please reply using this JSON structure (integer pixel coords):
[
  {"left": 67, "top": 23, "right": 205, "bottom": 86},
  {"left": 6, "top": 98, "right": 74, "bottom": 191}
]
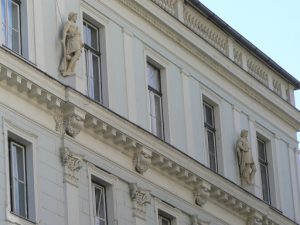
[
  {"left": 59, "top": 12, "right": 83, "bottom": 76},
  {"left": 236, "top": 130, "right": 256, "bottom": 185}
]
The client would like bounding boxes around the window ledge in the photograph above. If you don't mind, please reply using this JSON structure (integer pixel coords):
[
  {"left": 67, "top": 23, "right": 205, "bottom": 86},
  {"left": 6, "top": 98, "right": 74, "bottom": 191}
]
[
  {"left": 7, "top": 211, "right": 37, "bottom": 225},
  {"left": 1, "top": 45, "right": 36, "bottom": 67}
]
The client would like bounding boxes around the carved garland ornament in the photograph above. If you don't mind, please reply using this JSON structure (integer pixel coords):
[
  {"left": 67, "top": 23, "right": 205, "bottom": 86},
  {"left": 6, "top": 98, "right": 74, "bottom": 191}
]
[
  {"left": 60, "top": 147, "right": 83, "bottom": 186},
  {"left": 130, "top": 183, "right": 151, "bottom": 219}
]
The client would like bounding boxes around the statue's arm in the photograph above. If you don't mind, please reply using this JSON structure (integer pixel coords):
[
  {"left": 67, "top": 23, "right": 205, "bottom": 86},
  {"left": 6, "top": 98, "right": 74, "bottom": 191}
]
[{"left": 62, "top": 22, "right": 70, "bottom": 43}]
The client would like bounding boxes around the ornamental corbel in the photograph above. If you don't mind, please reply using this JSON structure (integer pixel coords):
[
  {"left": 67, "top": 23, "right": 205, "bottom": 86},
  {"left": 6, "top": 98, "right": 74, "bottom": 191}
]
[
  {"left": 194, "top": 180, "right": 211, "bottom": 207},
  {"left": 133, "top": 147, "right": 152, "bottom": 174},
  {"left": 247, "top": 212, "right": 263, "bottom": 225},
  {"left": 54, "top": 105, "right": 85, "bottom": 137},
  {"left": 60, "top": 147, "right": 84, "bottom": 186},
  {"left": 129, "top": 183, "right": 151, "bottom": 220}
]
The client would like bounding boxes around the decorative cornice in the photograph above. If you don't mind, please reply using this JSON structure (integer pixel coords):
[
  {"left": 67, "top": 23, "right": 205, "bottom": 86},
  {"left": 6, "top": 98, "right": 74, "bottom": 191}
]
[
  {"left": 0, "top": 56, "right": 295, "bottom": 224},
  {"left": 60, "top": 147, "right": 84, "bottom": 186},
  {"left": 129, "top": 183, "right": 151, "bottom": 219}
]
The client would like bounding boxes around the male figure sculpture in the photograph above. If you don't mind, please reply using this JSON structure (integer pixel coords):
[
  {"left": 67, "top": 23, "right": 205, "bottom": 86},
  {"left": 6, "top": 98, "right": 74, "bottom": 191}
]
[
  {"left": 236, "top": 130, "right": 256, "bottom": 185},
  {"left": 59, "top": 12, "right": 83, "bottom": 76}
]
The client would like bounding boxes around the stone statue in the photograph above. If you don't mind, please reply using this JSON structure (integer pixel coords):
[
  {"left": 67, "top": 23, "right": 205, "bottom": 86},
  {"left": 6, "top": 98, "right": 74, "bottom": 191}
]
[
  {"left": 59, "top": 12, "right": 83, "bottom": 76},
  {"left": 236, "top": 130, "right": 256, "bottom": 185}
]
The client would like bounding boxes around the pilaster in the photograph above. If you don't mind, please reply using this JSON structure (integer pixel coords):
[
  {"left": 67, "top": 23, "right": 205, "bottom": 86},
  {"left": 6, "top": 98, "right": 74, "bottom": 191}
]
[
  {"left": 60, "top": 147, "right": 84, "bottom": 225},
  {"left": 288, "top": 145, "right": 300, "bottom": 223}
]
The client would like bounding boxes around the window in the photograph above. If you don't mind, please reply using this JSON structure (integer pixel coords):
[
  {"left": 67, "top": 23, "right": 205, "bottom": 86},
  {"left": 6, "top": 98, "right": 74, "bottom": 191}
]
[
  {"left": 83, "top": 20, "right": 102, "bottom": 103},
  {"left": 257, "top": 138, "right": 271, "bottom": 204},
  {"left": 1, "top": 0, "right": 21, "bottom": 53},
  {"left": 92, "top": 183, "right": 107, "bottom": 225},
  {"left": 9, "top": 140, "right": 28, "bottom": 218},
  {"left": 7, "top": 133, "right": 36, "bottom": 222},
  {"left": 203, "top": 101, "right": 217, "bottom": 172},
  {"left": 158, "top": 214, "right": 172, "bottom": 225},
  {"left": 147, "top": 62, "right": 164, "bottom": 139}
]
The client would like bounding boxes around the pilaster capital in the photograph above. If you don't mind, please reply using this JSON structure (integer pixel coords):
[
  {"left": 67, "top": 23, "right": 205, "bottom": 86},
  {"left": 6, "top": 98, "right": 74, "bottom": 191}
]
[
  {"left": 129, "top": 183, "right": 151, "bottom": 220},
  {"left": 60, "top": 147, "right": 84, "bottom": 186}
]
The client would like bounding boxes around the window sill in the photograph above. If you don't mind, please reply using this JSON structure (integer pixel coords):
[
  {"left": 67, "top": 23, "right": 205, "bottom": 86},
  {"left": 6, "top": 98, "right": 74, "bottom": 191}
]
[
  {"left": 7, "top": 211, "right": 37, "bottom": 225},
  {"left": 1, "top": 45, "right": 36, "bottom": 67}
]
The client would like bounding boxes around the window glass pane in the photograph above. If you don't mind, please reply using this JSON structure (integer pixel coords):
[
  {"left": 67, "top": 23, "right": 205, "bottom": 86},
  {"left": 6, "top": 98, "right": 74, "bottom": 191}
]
[
  {"left": 16, "top": 145, "right": 25, "bottom": 181},
  {"left": 257, "top": 140, "right": 266, "bottom": 161},
  {"left": 147, "top": 63, "right": 161, "bottom": 91},
  {"left": 92, "top": 54, "right": 101, "bottom": 102},
  {"left": 260, "top": 164, "right": 270, "bottom": 202},
  {"left": 94, "top": 184, "right": 106, "bottom": 225},
  {"left": 10, "top": 1, "right": 19, "bottom": 30},
  {"left": 11, "top": 29, "right": 20, "bottom": 52},
  {"left": 154, "top": 94, "right": 163, "bottom": 138},
  {"left": 2, "top": 0, "right": 6, "bottom": 24},
  {"left": 84, "top": 22, "right": 99, "bottom": 50},
  {"left": 204, "top": 104, "right": 214, "bottom": 127},
  {"left": 18, "top": 182, "right": 26, "bottom": 217}
]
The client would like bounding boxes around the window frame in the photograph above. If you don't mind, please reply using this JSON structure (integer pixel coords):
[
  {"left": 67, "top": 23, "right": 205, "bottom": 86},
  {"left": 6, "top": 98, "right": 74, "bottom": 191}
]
[
  {"left": 154, "top": 198, "right": 180, "bottom": 225},
  {"left": 255, "top": 127, "right": 280, "bottom": 208},
  {"left": 257, "top": 138, "right": 271, "bottom": 204},
  {"left": 87, "top": 163, "right": 118, "bottom": 225},
  {"left": 92, "top": 182, "right": 108, "bottom": 225},
  {"left": 3, "top": 120, "right": 38, "bottom": 225},
  {"left": 147, "top": 61, "right": 165, "bottom": 140},
  {"left": 203, "top": 101, "right": 218, "bottom": 172},
  {"left": 8, "top": 139, "right": 28, "bottom": 219},
  {"left": 83, "top": 19, "right": 103, "bottom": 104}
]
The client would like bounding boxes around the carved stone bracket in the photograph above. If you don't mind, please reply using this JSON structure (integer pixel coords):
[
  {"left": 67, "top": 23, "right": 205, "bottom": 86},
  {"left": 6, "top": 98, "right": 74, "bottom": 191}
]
[
  {"left": 194, "top": 180, "right": 211, "bottom": 207},
  {"left": 133, "top": 147, "right": 152, "bottom": 174},
  {"left": 54, "top": 105, "right": 85, "bottom": 137},
  {"left": 129, "top": 183, "right": 151, "bottom": 220},
  {"left": 61, "top": 147, "right": 84, "bottom": 186},
  {"left": 190, "top": 215, "right": 210, "bottom": 225}
]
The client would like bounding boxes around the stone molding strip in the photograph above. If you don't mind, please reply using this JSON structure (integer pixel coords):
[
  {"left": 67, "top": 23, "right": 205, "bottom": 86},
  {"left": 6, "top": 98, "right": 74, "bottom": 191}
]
[{"left": 0, "top": 62, "right": 296, "bottom": 224}]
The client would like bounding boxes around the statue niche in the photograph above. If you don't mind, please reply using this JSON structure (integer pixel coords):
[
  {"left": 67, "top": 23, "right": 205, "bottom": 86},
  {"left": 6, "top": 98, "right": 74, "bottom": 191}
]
[
  {"left": 236, "top": 129, "right": 257, "bottom": 185},
  {"left": 59, "top": 12, "right": 83, "bottom": 76}
]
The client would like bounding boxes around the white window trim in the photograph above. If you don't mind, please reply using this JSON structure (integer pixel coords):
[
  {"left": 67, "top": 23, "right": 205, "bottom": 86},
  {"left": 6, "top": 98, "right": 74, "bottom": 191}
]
[
  {"left": 255, "top": 124, "right": 280, "bottom": 209},
  {"left": 154, "top": 198, "right": 181, "bottom": 225},
  {"left": 201, "top": 86, "right": 224, "bottom": 174},
  {"left": 80, "top": 3, "right": 110, "bottom": 107},
  {"left": 144, "top": 47, "right": 170, "bottom": 141},
  {"left": 87, "top": 162, "right": 118, "bottom": 225},
  {"left": 3, "top": 119, "right": 39, "bottom": 225}
]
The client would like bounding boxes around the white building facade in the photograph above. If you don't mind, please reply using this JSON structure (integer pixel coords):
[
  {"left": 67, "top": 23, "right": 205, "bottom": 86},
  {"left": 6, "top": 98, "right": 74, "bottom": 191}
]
[{"left": 0, "top": 0, "right": 299, "bottom": 225}]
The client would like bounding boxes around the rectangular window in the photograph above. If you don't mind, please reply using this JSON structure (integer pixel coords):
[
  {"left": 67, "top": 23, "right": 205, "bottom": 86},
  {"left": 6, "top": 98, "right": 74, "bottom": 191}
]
[
  {"left": 158, "top": 215, "right": 171, "bottom": 225},
  {"left": 147, "top": 62, "right": 164, "bottom": 139},
  {"left": 1, "top": 0, "right": 21, "bottom": 54},
  {"left": 203, "top": 101, "right": 217, "bottom": 172},
  {"left": 257, "top": 138, "right": 271, "bottom": 204},
  {"left": 92, "top": 183, "right": 107, "bottom": 225},
  {"left": 83, "top": 20, "right": 102, "bottom": 103},
  {"left": 8, "top": 139, "right": 28, "bottom": 218}
]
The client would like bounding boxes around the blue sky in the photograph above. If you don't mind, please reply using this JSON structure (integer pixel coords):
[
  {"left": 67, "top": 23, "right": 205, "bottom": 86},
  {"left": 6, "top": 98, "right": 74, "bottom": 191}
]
[{"left": 199, "top": 0, "right": 300, "bottom": 109}]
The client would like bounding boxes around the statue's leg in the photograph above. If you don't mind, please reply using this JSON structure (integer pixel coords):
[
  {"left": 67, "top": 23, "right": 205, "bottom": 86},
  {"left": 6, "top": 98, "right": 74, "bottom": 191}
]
[
  {"left": 250, "top": 164, "right": 257, "bottom": 181},
  {"left": 67, "top": 50, "right": 81, "bottom": 72}
]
